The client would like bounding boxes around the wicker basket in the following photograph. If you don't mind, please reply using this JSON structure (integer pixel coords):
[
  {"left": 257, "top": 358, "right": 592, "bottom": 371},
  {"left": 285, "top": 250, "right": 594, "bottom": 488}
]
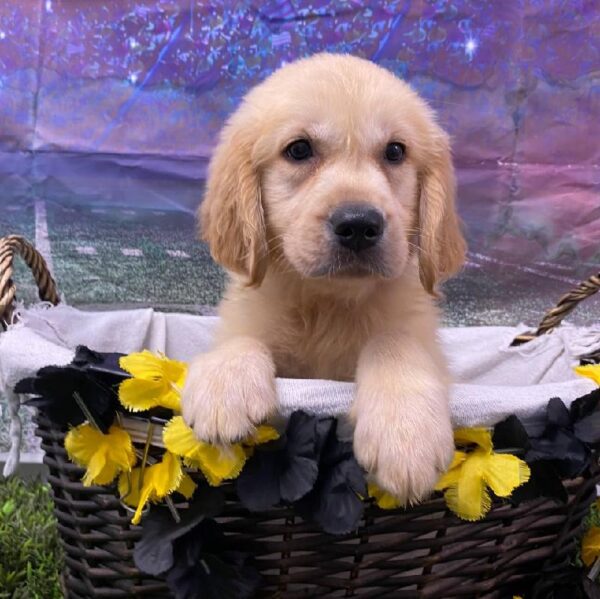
[{"left": 2, "top": 234, "right": 599, "bottom": 599}]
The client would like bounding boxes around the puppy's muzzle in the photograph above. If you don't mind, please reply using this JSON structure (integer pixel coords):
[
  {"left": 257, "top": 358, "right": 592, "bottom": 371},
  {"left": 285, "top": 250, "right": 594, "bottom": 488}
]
[{"left": 329, "top": 204, "right": 384, "bottom": 252}]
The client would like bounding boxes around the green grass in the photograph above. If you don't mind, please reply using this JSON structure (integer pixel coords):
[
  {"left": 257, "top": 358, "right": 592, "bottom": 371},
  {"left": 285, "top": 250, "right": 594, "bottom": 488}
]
[
  {"left": 583, "top": 499, "right": 600, "bottom": 560},
  {"left": 586, "top": 500, "right": 600, "bottom": 530},
  {"left": 574, "top": 499, "right": 600, "bottom": 580},
  {"left": 0, "top": 477, "right": 63, "bottom": 599},
  {"left": 47, "top": 201, "right": 225, "bottom": 307}
]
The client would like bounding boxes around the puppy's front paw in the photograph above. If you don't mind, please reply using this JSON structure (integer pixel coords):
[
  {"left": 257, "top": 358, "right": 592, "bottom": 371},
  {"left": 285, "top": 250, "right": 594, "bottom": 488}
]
[
  {"left": 181, "top": 338, "right": 277, "bottom": 443},
  {"left": 352, "top": 394, "right": 454, "bottom": 505}
]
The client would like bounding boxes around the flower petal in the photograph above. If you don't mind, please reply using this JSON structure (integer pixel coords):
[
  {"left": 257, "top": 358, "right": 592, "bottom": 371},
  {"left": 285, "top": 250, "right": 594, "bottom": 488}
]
[
  {"left": 163, "top": 416, "right": 200, "bottom": 456},
  {"left": 574, "top": 411, "right": 600, "bottom": 444},
  {"left": 492, "top": 415, "right": 531, "bottom": 453},
  {"left": 527, "top": 428, "right": 590, "bottom": 478},
  {"left": 119, "top": 378, "right": 167, "bottom": 411},
  {"left": 454, "top": 428, "right": 492, "bottom": 452},
  {"left": 245, "top": 425, "right": 280, "bottom": 446},
  {"left": 164, "top": 520, "right": 262, "bottom": 599},
  {"left": 119, "top": 452, "right": 185, "bottom": 525},
  {"left": 448, "top": 450, "right": 468, "bottom": 470},
  {"left": 119, "top": 351, "right": 185, "bottom": 412},
  {"left": 120, "top": 351, "right": 167, "bottom": 379},
  {"left": 434, "top": 451, "right": 468, "bottom": 491},
  {"left": 237, "top": 412, "right": 324, "bottom": 511},
  {"left": 509, "top": 460, "right": 568, "bottom": 505},
  {"left": 194, "top": 443, "right": 247, "bottom": 487},
  {"left": 66, "top": 423, "right": 135, "bottom": 486},
  {"left": 444, "top": 451, "right": 491, "bottom": 521},
  {"left": 133, "top": 488, "right": 225, "bottom": 576},
  {"left": 582, "top": 526, "right": 600, "bottom": 567},
  {"left": 278, "top": 412, "right": 322, "bottom": 502},
  {"left": 570, "top": 387, "right": 600, "bottom": 422},
  {"left": 574, "top": 364, "right": 600, "bottom": 386},
  {"left": 368, "top": 483, "right": 400, "bottom": 509},
  {"left": 176, "top": 471, "right": 197, "bottom": 499},
  {"left": 132, "top": 482, "right": 155, "bottom": 525},
  {"left": 84, "top": 450, "right": 113, "bottom": 486},
  {"left": 65, "top": 423, "right": 102, "bottom": 465},
  {"left": 159, "top": 389, "right": 181, "bottom": 412},
  {"left": 546, "top": 397, "right": 572, "bottom": 429},
  {"left": 237, "top": 450, "right": 284, "bottom": 511},
  {"left": 160, "top": 356, "right": 188, "bottom": 390},
  {"left": 164, "top": 416, "right": 247, "bottom": 485},
  {"left": 308, "top": 476, "right": 364, "bottom": 534},
  {"left": 483, "top": 453, "right": 530, "bottom": 498},
  {"left": 148, "top": 451, "right": 184, "bottom": 498}
]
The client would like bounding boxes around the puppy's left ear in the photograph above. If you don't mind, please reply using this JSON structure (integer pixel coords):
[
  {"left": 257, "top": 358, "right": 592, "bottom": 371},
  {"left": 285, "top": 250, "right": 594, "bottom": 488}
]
[{"left": 418, "top": 131, "right": 466, "bottom": 295}]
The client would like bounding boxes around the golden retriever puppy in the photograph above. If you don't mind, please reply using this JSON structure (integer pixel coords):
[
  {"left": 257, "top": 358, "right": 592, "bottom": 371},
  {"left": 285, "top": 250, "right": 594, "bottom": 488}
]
[{"left": 182, "top": 53, "right": 466, "bottom": 504}]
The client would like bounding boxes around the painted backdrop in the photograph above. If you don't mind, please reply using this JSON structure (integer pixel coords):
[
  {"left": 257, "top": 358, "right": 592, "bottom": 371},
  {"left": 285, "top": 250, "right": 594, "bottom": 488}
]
[{"left": 0, "top": 0, "right": 599, "bottom": 326}]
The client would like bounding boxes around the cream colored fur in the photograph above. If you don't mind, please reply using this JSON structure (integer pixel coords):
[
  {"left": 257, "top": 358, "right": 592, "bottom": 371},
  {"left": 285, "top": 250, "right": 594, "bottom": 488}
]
[{"left": 182, "top": 53, "right": 466, "bottom": 504}]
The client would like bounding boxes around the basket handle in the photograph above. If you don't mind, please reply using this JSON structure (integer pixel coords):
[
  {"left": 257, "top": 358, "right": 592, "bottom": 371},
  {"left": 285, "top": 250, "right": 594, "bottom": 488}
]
[
  {"left": 511, "top": 271, "right": 600, "bottom": 346},
  {"left": 0, "top": 234, "right": 60, "bottom": 327}
]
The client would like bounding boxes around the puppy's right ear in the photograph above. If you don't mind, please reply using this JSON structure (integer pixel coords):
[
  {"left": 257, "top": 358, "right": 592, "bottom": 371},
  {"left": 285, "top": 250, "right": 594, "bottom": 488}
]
[{"left": 199, "top": 123, "right": 267, "bottom": 286}]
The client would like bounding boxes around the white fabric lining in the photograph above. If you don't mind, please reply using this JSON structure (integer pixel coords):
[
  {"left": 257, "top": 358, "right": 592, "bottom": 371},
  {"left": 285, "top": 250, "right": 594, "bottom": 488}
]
[{"left": 1, "top": 303, "right": 597, "bottom": 476}]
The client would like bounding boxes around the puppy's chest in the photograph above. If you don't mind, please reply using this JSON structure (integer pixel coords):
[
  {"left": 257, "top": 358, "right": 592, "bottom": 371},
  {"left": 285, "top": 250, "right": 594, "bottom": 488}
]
[{"left": 271, "top": 306, "right": 378, "bottom": 381}]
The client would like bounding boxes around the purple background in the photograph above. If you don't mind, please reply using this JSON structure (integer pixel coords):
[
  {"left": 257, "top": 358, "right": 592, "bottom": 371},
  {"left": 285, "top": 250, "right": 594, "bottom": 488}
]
[{"left": 0, "top": 0, "right": 598, "bottom": 323}]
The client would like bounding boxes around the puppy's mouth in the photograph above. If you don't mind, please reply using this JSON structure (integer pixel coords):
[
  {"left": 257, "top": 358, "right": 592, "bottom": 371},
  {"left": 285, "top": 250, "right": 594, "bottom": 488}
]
[{"left": 307, "top": 247, "right": 391, "bottom": 279}]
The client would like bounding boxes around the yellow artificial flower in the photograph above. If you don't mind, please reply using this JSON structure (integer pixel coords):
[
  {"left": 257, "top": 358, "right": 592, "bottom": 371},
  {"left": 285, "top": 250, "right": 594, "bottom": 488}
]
[
  {"left": 118, "top": 451, "right": 196, "bottom": 525},
  {"left": 368, "top": 452, "right": 471, "bottom": 510},
  {"left": 163, "top": 416, "right": 279, "bottom": 486},
  {"left": 368, "top": 483, "right": 401, "bottom": 510},
  {"left": 119, "top": 350, "right": 187, "bottom": 412},
  {"left": 435, "top": 428, "right": 530, "bottom": 521},
  {"left": 65, "top": 423, "right": 136, "bottom": 487},
  {"left": 574, "top": 364, "right": 600, "bottom": 386},
  {"left": 582, "top": 526, "right": 600, "bottom": 567}
]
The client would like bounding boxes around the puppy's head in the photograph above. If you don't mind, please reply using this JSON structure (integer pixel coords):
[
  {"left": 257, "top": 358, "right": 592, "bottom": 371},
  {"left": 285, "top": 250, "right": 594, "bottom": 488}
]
[{"left": 200, "top": 54, "right": 466, "bottom": 294}]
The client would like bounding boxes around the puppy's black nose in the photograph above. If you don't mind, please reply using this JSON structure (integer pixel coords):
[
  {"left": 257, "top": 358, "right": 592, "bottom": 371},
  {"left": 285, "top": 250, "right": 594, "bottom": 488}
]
[{"left": 330, "top": 204, "right": 384, "bottom": 252}]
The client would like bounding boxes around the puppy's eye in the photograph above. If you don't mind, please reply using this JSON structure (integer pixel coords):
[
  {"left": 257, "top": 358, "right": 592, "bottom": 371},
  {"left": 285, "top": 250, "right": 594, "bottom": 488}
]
[
  {"left": 285, "top": 139, "right": 313, "bottom": 161},
  {"left": 384, "top": 142, "right": 406, "bottom": 163}
]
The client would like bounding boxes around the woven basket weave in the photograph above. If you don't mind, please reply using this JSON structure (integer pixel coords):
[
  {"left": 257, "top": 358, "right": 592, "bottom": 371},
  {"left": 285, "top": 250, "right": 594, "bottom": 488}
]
[{"left": 2, "top": 234, "right": 599, "bottom": 598}]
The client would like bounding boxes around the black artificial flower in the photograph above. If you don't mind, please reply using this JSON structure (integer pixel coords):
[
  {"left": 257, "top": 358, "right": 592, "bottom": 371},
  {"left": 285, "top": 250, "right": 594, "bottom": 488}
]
[
  {"left": 14, "top": 346, "right": 127, "bottom": 432},
  {"left": 492, "top": 414, "right": 531, "bottom": 454},
  {"left": 526, "top": 397, "right": 591, "bottom": 478},
  {"left": 509, "top": 459, "right": 569, "bottom": 504},
  {"left": 493, "top": 414, "right": 568, "bottom": 503},
  {"left": 570, "top": 387, "right": 600, "bottom": 447},
  {"left": 165, "top": 519, "right": 261, "bottom": 599},
  {"left": 133, "top": 485, "right": 259, "bottom": 599},
  {"left": 295, "top": 419, "right": 366, "bottom": 535},
  {"left": 236, "top": 411, "right": 333, "bottom": 511},
  {"left": 133, "top": 486, "right": 225, "bottom": 576},
  {"left": 493, "top": 390, "right": 600, "bottom": 505}
]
